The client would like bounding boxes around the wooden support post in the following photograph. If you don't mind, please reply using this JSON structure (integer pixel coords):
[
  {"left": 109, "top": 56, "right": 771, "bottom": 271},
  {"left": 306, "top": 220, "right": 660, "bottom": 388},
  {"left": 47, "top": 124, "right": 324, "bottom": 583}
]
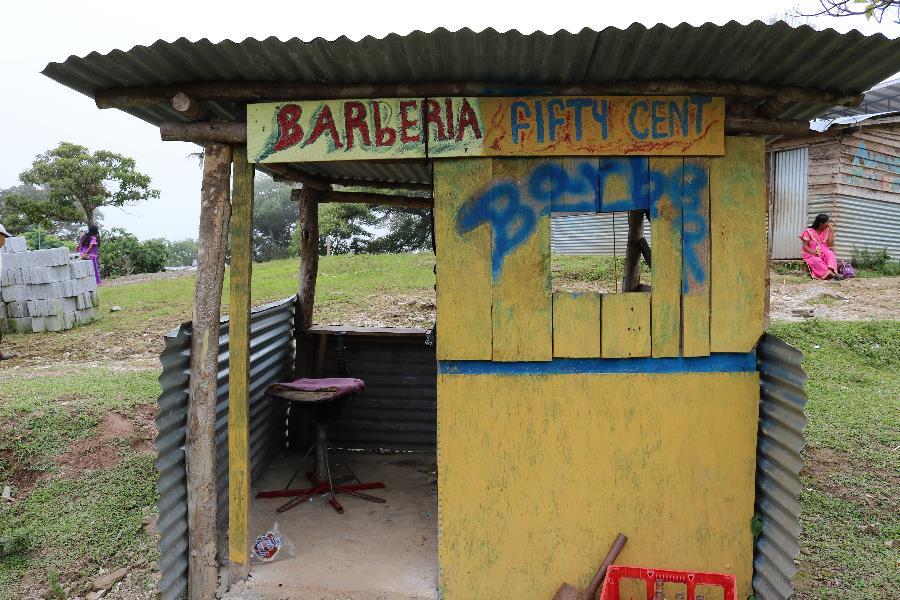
[
  {"left": 621, "top": 210, "right": 646, "bottom": 292},
  {"left": 227, "top": 145, "right": 254, "bottom": 583},
  {"left": 187, "top": 142, "right": 232, "bottom": 599},
  {"left": 296, "top": 186, "right": 322, "bottom": 334},
  {"left": 172, "top": 91, "right": 210, "bottom": 120},
  {"left": 764, "top": 151, "right": 775, "bottom": 328}
]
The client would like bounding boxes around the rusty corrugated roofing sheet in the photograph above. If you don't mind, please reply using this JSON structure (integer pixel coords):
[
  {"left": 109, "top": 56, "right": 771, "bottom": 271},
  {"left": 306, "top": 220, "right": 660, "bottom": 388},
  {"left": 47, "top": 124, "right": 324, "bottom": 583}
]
[{"left": 41, "top": 22, "right": 900, "bottom": 184}]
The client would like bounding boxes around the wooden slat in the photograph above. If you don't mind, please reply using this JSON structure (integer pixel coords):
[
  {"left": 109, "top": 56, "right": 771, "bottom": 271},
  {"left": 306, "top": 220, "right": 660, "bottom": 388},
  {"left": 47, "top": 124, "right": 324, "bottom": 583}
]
[
  {"left": 710, "top": 137, "right": 767, "bottom": 353},
  {"left": 227, "top": 146, "right": 253, "bottom": 582},
  {"left": 598, "top": 157, "right": 650, "bottom": 212},
  {"left": 434, "top": 158, "right": 493, "bottom": 360},
  {"left": 649, "top": 157, "right": 683, "bottom": 357},
  {"left": 552, "top": 292, "right": 602, "bottom": 358},
  {"left": 550, "top": 157, "right": 600, "bottom": 213},
  {"left": 682, "top": 157, "right": 711, "bottom": 357},
  {"left": 600, "top": 292, "right": 651, "bottom": 358},
  {"left": 492, "top": 158, "right": 552, "bottom": 361}
]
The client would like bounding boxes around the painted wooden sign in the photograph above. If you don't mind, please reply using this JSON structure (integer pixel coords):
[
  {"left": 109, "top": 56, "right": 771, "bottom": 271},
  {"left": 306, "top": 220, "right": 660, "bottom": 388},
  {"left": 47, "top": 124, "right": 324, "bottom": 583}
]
[
  {"left": 248, "top": 98, "right": 427, "bottom": 163},
  {"left": 248, "top": 96, "right": 725, "bottom": 163}
]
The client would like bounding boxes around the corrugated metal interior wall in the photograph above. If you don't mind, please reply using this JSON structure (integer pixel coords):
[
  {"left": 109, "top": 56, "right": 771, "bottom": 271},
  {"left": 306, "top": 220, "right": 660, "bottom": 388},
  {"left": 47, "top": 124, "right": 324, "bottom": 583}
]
[
  {"left": 305, "top": 330, "right": 437, "bottom": 452},
  {"left": 155, "top": 297, "right": 296, "bottom": 600},
  {"left": 809, "top": 194, "right": 900, "bottom": 259},
  {"left": 771, "top": 148, "right": 809, "bottom": 259},
  {"left": 754, "top": 334, "right": 808, "bottom": 600},
  {"left": 551, "top": 213, "right": 651, "bottom": 255}
]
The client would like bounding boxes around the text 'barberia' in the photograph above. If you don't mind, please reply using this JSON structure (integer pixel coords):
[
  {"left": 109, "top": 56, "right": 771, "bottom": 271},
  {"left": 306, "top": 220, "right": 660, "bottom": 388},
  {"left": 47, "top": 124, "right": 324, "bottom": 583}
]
[{"left": 247, "top": 95, "right": 725, "bottom": 163}]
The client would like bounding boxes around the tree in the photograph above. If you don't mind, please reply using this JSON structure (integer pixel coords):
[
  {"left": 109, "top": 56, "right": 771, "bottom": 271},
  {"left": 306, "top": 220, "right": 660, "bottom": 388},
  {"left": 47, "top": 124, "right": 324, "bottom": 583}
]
[
  {"left": 799, "top": 1, "right": 900, "bottom": 22},
  {"left": 317, "top": 203, "right": 377, "bottom": 255},
  {"left": 252, "top": 175, "right": 298, "bottom": 262},
  {"left": 19, "top": 142, "right": 160, "bottom": 227},
  {"left": 99, "top": 228, "right": 168, "bottom": 278},
  {"left": 366, "top": 207, "right": 433, "bottom": 253},
  {"left": 0, "top": 184, "right": 82, "bottom": 236},
  {"left": 165, "top": 238, "right": 199, "bottom": 267}
]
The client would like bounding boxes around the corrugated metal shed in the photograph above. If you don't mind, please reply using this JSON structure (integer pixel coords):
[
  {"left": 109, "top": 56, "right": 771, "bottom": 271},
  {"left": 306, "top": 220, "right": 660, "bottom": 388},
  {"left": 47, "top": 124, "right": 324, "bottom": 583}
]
[
  {"left": 155, "top": 297, "right": 295, "bottom": 600},
  {"left": 754, "top": 333, "right": 808, "bottom": 600},
  {"left": 41, "top": 22, "right": 900, "bottom": 186},
  {"left": 809, "top": 193, "right": 900, "bottom": 258},
  {"left": 819, "top": 77, "right": 900, "bottom": 119},
  {"left": 771, "top": 148, "right": 809, "bottom": 259},
  {"left": 551, "top": 213, "right": 651, "bottom": 255}
]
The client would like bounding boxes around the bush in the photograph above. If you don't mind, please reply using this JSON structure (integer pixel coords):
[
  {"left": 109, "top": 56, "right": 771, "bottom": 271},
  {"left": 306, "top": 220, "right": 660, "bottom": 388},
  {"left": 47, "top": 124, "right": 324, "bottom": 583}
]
[
  {"left": 97, "top": 228, "right": 167, "bottom": 278},
  {"left": 165, "top": 238, "right": 198, "bottom": 267},
  {"left": 23, "top": 229, "right": 74, "bottom": 251},
  {"left": 850, "top": 248, "right": 900, "bottom": 276}
]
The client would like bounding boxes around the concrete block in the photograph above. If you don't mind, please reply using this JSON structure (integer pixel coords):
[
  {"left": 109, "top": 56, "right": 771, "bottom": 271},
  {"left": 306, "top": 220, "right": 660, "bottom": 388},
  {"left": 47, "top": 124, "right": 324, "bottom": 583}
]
[
  {"left": 29, "top": 282, "right": 62, "bottom": 300},
  {"left": 27, "top": 247, "right": 69, "bottom": 268},
  {"left": 28, "top": 265, "right": 71, "bottom": 284},
  {"left": 75, "top": 307, "right": 96, "bottom": 324},
  {"left": 0, "top": 284, "right": 28, "bottom": 302},
  {"left": 1, "top": 267, "right": 29, "bottom": 286},
  {"left": 75, "top": 292, "right": 98, "bottom": 310},
  {"left": 1, "top": 252, "right": 26, "bottom": 269},
  {"left": 31, "top": 311, "right": 76, "bottom": 333},
  {"left": 6, "top": 300, "right": 29, "bottom": 318},
  {"left": 1, "top": 236, "right": 27, "bottom": 254},
  {"left": 27, "top": 297, "right": 77, "bottom": 317},
  {"left": 0, "top": 302, "right": 7, "bottom": 319},
  {"left": 8, "top": 316, "right": 33, "bottom": 333}
]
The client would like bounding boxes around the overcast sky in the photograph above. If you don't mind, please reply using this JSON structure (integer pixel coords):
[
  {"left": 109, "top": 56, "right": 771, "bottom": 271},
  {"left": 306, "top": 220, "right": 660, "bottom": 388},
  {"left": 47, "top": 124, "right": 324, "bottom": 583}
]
[{"left": 1, "top": 1, "right": 897, "bottom": 241}]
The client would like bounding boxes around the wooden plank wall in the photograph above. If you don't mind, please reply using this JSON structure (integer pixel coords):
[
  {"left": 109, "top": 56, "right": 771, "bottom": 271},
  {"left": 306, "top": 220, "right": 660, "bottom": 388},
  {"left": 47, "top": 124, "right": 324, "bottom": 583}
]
[{"left": 434, "top": 136, "right": 766, "bottom": 361}]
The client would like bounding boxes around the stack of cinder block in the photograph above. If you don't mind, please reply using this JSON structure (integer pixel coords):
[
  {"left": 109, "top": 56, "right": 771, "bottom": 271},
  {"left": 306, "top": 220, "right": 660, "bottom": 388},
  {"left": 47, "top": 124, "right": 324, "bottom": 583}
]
[{"left": 0, "top": 237, "right": 99, "bottom": 333}]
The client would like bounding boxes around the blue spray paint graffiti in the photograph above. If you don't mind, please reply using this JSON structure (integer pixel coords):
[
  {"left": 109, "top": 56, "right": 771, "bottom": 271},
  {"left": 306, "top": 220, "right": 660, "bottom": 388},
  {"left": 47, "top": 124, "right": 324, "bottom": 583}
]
[{"left": 456, "top": 159, "right": 710, "bottom": 282}]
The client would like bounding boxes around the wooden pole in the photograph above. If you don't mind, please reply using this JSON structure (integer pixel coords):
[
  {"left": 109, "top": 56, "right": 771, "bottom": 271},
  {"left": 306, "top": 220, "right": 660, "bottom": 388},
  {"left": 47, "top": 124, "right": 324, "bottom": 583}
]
[
  {"left": 297, "top": 186, "right": 322, "bottom": 330},
  {"left": 622, "top": 211, "right": 647, "bottom": 292},
  {"left": 172, "top": 91, "right": 210, "bottom": 120},
  {"left": 161, "top": 121, "right": 247, "bottom": 143},
  {"left": 160, "top": 115, "right": 811, "bottom": 145},
  {"left": 289, "top": 188, "right": 432, "bottom": 209},
  {"left": 96, "top": 79, "right": 864, "bottom": 108},
  {"left": 227, "top": 145, "right": 254, "bottom": 582},
  {"left": 187, "top": 142, "right": 232, "bottom": 599}
]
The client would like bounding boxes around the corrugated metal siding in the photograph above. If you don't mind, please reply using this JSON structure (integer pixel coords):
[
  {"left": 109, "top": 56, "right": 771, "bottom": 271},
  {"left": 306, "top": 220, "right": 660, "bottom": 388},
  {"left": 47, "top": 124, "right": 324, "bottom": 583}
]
[
  {"left": 313, "top": 332, "right": 437, "bottom": 451},
  {"left": 754, "top": 333, "right": 808, "bottom": 600},
  {"left": 155, "top": 297, "right": 296, "bottom": 600},
  {"left": 551, "top": 214, "right": 651, "bottom": 255},
  {"left": 772, "top": 148, "right": 809, "bottom": 259},
  {"left": 808, "top": 194, "right": 900, "bottom": 258}
]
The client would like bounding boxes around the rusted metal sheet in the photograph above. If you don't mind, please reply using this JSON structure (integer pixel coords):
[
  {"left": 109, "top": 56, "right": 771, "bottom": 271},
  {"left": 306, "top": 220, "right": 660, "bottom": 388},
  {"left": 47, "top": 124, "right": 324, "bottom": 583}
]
[
  {"left": 771, "top": 148, "right": 809, "bottom": 259},
  {"left": 155, "top": 297, "right": 295, "bottom": 600},
  {"left": 754, "top": 333, "right": 808, "bottom": 600}
]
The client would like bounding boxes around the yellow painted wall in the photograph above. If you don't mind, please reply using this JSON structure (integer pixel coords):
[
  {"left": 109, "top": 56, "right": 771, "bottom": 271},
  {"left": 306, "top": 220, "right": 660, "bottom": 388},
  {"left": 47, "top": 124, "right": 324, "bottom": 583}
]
[{"left": 438, "top": 372, "right": 759, "bottom": 599}]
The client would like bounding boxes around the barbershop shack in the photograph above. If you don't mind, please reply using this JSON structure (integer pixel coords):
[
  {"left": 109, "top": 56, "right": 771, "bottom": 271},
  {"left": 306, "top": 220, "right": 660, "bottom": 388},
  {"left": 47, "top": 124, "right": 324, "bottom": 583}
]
[{"left": 43, "top": 22, "right": 900, "bottom": 600}]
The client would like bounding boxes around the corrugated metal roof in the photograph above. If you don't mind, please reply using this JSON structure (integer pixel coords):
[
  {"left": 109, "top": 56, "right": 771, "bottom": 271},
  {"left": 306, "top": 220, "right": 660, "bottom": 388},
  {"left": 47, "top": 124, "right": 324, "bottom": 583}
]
[
  {"left": 810, "top": 109, "right": 900, "bottom": 131},
  {"left": 41, "top": 22, "right": 900, "bottom": 185},
  {"left": 754, "top": 333, "right": 808, "bottom": 600},
  {"left": 819, "top": 76, "right": 900, "bottom": 119}
]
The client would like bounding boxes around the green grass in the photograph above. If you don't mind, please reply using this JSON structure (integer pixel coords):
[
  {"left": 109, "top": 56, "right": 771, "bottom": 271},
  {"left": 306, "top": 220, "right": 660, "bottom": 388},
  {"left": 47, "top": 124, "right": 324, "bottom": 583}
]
[
  {"left": 552, "top": 255, "right": 649, "bottom": 289},
  {"left": 0, "top": 369, "right": 161, "bottom": 596},
  {"left": 769, "top": 321, "right": 900, "bottom": 599}
]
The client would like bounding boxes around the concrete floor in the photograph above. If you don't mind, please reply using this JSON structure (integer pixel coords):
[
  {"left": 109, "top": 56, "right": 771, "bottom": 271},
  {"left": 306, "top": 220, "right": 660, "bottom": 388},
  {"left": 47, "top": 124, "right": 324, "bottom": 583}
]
[{"left": 232, "top": 452, "right": 438, "bottom": 600}]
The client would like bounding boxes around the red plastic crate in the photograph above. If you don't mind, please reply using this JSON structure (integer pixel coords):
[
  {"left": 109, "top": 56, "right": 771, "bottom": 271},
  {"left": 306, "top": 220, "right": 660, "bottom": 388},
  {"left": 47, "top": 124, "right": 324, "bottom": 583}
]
[{"left": 599, "top": 566, "right": 736, "bottom": 600}]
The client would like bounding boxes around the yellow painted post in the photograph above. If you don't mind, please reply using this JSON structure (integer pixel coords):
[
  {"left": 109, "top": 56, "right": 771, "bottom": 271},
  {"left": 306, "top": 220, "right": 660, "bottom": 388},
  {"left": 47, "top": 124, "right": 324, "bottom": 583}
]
[
  {"left": 600, "top": 292, "right": 651, "bottom": 358},
  {"left": 649, "top": 157, "right": 683, "bottom": 357},
  {"left": 552, "top": 292, "right": 601, "bottom": 358},
  {"left": 491, "top": 159, "right": 552, "bottom": 362},
  {"left": 682, "top": 157, "right": 711, "bottom": 356},
  {"left": 710, "top": 137, "right": 767, "bottom": 352},
  {"left": 434, "top": 159, "right": 494, "bottom": 360},
  {"left": 228, "top": 145, "right": 254, "bottom": 581}
]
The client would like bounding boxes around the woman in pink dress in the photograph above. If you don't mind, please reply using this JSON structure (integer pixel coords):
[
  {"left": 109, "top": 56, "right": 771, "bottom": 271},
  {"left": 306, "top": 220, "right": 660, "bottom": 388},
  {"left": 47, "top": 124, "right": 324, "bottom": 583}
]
[
  {"left": 77, "top": 224, "right": 102, "bottom": 285},
  {"left": 800, "top": 213, "right": 842, "bottom": 280}
]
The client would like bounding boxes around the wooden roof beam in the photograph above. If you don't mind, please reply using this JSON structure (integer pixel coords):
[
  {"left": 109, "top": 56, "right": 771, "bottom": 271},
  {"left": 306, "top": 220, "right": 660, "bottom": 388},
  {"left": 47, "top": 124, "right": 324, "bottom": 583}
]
[
  {"left": 290, "top": 188, "right": 432, "bottom": 209},
  {"left": 97, "top": 80, "right": 864, "bottom": 110}
]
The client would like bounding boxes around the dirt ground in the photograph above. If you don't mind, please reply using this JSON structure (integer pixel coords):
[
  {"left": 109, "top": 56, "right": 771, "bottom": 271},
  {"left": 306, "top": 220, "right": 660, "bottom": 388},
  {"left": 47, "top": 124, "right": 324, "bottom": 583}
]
[{"left": 769, "top": 274, "right": 900, "bottom": 322}]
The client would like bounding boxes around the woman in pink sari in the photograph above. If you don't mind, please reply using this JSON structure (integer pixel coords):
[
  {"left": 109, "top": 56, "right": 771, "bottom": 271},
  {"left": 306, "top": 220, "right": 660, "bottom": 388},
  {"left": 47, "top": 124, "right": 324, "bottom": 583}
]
[
  {"left": 800, "top": 213, "right": 842, "bottom": 280},
  {"left": 77, "top": 224, "right": 102, "bottom": 285}
]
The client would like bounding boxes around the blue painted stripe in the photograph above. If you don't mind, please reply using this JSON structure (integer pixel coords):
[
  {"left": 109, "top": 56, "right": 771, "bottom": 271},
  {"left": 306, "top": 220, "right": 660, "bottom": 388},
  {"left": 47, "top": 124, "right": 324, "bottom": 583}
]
[{"left": 438, "top": 352, "right": 756, "bottom": 375}]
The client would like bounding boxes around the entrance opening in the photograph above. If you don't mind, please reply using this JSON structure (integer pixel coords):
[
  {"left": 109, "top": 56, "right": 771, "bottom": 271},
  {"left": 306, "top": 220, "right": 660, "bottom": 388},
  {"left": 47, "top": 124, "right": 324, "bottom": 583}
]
[{"left": 242, "top": 246, "right": 439, "bottom": 598}]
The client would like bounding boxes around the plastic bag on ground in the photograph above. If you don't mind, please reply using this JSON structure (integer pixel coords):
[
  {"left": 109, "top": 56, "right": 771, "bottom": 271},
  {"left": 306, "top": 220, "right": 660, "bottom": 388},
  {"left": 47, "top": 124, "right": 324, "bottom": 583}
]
[{"left": 250, "top": 522, "right": 296, "bottom": 562}]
